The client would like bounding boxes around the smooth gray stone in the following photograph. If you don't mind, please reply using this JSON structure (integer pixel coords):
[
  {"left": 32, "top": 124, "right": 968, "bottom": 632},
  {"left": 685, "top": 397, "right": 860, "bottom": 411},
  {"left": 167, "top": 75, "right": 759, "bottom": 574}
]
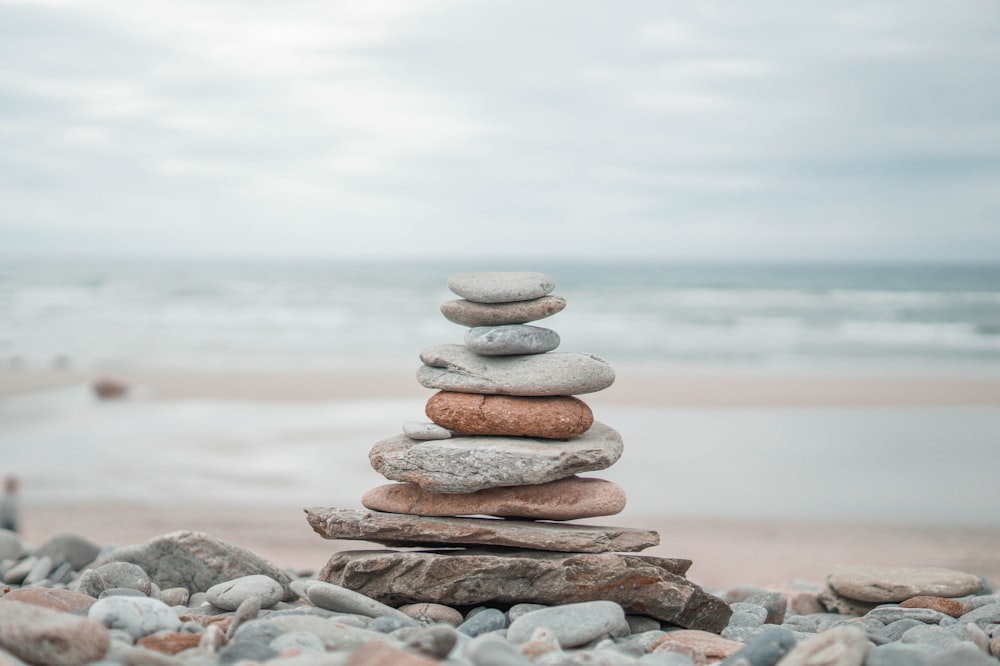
[
  {"left": 22, "top": 555, "right": 53, "bottom": 586},
  {"left": 369, "top": 615, "right": 418, "bottom": 633},
  {"left": 744, "top": 591, "right": 787, "bottom": 625},
  {"left": 727, "top": 602, "right": 768, "bottom": 628},
  {"left": 719, "top": 625, "right": 796, "bottom": 666},
  {"left": 92, "top": 562, "right": 153, "bottom": 596},
  {"left": 865, "top": 643, "right": 934, "bottom": 666},
  {"left": 508, "top": 603, "right": 549, "bottom": 624},
  {"left": 218, "top": 640, "right": 279, "bottom": 665},
  {"left": 959, "top": 601, "right": 1000, "bottom": 627},
  {"left": 465, "top": 325, "right": 560, "bottom": 356},
  {"left": 927, "top": 643, "right": 997, "bottom": 665},
  {"left": 405, "top": 624, "right": 460, "bottom": 659},
  {"left": 305, "top": 580, "right": 410, "bottom": 621},
  {"left": 206, "top": 574, "right": 283, "bottom": 611},
  {"left": 87, "top": 596, "right": 180, "bottom": 640},
  {"left": 0, "top": 529, "right": 23, "bottom": 562},
  {"left": 901, "top": 624, "right": 963, "bottom": 647},
  {"left": 36, "top": 534, "right": 101, "bottom": 571},
  {"left": 417, "top": 344, "right": 614, "bottom": 396},
  {"left": 506, "top": 601, "right": 629, "bottom": 648},
  {"left": 625, "top": 615, "right": 661, "bottom": 634},
  {"left": 464, "top": 633, "right": 532, "bottom": 666},
  {"left": 458, "top": 608, "right": 507, "bottom": 637},
  {"left": 74, "top": 569, "right": 107, "bottom": 598},
  {"left": 98, "top": 588, "right": 147, "bottom": 600},
  {"left": 441, "top": 295, "right": 567, "bottom": 327},
  {"left": 448, "top": 272, "right": 555, "bottom": 304},
  {"left": 369, "top": 422, "right": 623, "bottom": 493},
  {"left": 867, "top": 606, "right": 947, "bottom": 625},
  {"left": 98, "top": 530, "right": 292, "bottom": 597},
  {"left": 402, "top": 422, "right": 453, "bottom": 440},
  {"left": 3, "top": 556, "right": 36, "bottom": 585},
  {"left": 269, "top": 631, "right": 325, "bottom": 655},
  {"left": 879, "top": 618, "right": 925, "bottom": 641}
]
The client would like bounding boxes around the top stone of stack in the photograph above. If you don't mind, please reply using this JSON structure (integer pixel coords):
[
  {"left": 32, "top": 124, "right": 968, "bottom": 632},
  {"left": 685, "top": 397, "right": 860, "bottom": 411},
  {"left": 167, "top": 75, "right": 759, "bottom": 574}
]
[{"left": 448, "top": 271, "right": 555, "bottom": 303}]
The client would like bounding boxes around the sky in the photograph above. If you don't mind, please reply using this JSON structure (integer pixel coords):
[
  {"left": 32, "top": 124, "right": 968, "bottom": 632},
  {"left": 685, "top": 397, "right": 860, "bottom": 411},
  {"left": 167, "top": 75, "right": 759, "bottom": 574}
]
[{"left": 1, "top": 1, "right": 998, "bottom": 262}]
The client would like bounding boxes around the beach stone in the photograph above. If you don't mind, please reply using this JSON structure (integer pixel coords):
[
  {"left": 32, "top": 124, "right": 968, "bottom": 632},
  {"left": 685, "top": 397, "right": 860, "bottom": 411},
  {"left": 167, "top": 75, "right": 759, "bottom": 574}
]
[
  {"left": 0, "top": 600, "right": 110, "bottom": 666},
  {"left": 22, "top": 555, "right": 52, "bottom": 586},
  {"left": 206, "top": 574, "right": 283, "bottom": 610},
  {"left": 94, "top": 561, "right": 153, "bottom": 596},
  {"left": 218, "top": 640, "right": 279, "bottom": 665},
  {"left": 900, "top": 624, "right": 963, "bottom": 647},
  {"left": 927, "top": 643, "right": 997, "bottom": 665},
  {"left": 369, "top": 422, "right": 622, "bottom": 493},
  {"left": 776, "top": 625, "right": 870, "bottom": 666},
  {"left": 959, "top": 601, "right": 1000, "bottom": 628},
  {"left": 878, "top": 618, "right": 924, "bottom": 641},
  {"left": 234, "top": 615, "right": 385, "bottom": 651},
  {"left": 88, "top": 595, "right": 180, "bottom": 640},
  {"left": 3, "top": 557, "right": 35, "bottom": 584},
  {"left": 322, "top": 549, "right": 731, "bottom": 631},
  {"left": 346, "top": 640, "right": 439, "bottom": 666},
  {"left": 363, "top": 475, "right": 623, "bottom": 521},
  {"left": 639, "top": 655, "right": 700, "bottom": 666},
  {"left": 519, "top": 627, "right": 562, "bottom": 660},
  {"left": 226, "top": 597, "right": 262, "bottom": 639},
  {"left": 158, "top": 587, "right": 190, "bottom": 607},
  {"left": 305, "top": 580, "right": 410, "bottom": 620},
  {"left": 404, "top": 624, "right": 459, "bottom": 659},
  {"left": 465, "top": 324, "right": 560, "bottom": 356},
  {"left": 270, "top": 630, "right": 326, "bottom": 655},
  {"left": 727, "top": 602, "right": 768, "bottom": 628},
  {"left": 399, "top": 603, "right": 464, "bottom": 626},
  {"left": 99, "top": 530, "right": 293, "bottom": 597},
  {"left": 650, "top": 640, "right": 707, "bottom": 664},
  {"left": 651, "top": 630, "right": 742, "bottom": 660},
  {"left": 0, "top": 649, "right": 28, "bottom": 666},
  {"left": 448, "top": 271, "right": 555, "bottom": 304},
  {"left": 817, "top": 585, "right": 877, "bottom": 616},
  {"left": 507, "top": 601, "right": 628, "bottom": 648},
  {"left": 0, "top": 586, "right": 97, "bottom": 613},
  {"left": 828, "top": 564, "right": 983, "bottom": 603},
  {"left": 36, "top": 533, "right": 101, "bottom": 570},
  {"left": 626, "top": 615, "right": 662, "bottom": 634},
  {"left": 136, "top": 631, "right": 201, "bottom": 655},
  {"left": 306, "top": 506, "right": 656, "bottom": 553},
  {"left": 402, "top": 422, "right": 453, "bottom": 440},
  {"left": 0, "top": 530, "right": 23, "bottom": 561},
  {"left": 465, "top": 634, "right": 533, "bottom": 666},
  {"left": 426, "top": 392, "right": 593, "bottom": 439},
  {"left": 509, "top": 603, "right": 549, "bottom": 623},
  {"left": 744, "top": 591, "right": 787, "bottom": 625},
  {"left": 899, "top": 595, "right": 967, "bottom": 617},
  {"left": 458, "top": 608, "right": 508, "bottom": 637},
  {"left": 418, "top": 344, "right": 615, "bottom": 396},
  {"left": 441, "top": 295, "right": 567, "bottom": 327},
  {"left": 864, "top": 643, "right": 933, "bottom": 666},
  {"left": 866, "top": 606, "right": 947, "bottom": 625},
  {"left": 718, "top": 625, "right": 796, "bottom": 666},
  {"left": 370, "top": 614, "right": 417, "bottom": 633}
]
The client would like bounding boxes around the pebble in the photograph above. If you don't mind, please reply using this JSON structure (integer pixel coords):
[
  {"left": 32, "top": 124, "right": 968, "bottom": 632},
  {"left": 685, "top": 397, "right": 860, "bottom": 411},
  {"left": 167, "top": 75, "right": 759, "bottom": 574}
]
[
  {"left": 217, "top": 640, "right": 279, "bottom": 665},
  {"left": 36, "top": 533, "right": 101, "bottom": 570},
  {"left": 828, "top": 564, "right": 984, "bottom": 603},
  {"left": 457, "top": 608, "right": 508, "bottom": 637},
  {"left": 399, "top": 603, "right": 465, "bottom": 626},
  {"left": 960, "top": 601, "right": 1000, "bottom": 628},
  {"left": 88, "top": 595, "right": 181, "bottom": 640},
  {"left": 404, "top": 624, "right": 460, "bottom": 659},
  {"left": 447, "top": 271, "right": 555, "bottom": 304},
  {"left": 0, "top": 529, "right": 24, "bottom": 561},
  {"left": 507, "top": 600, "right": 630, "bottom": 648},
  {"left": 777, "top": 626, "right": 871, "bottom": 666},
  {"left": 206, "top": 574, "right": 283, "bottom": 610},
  {"left": 305, "top": 580, "right": 410, "bottom": 620},
  {"left": 743, "top": 591, "right": 787, "bottom": 625},
  {"left": 425, "top": 391, "right": 594, "bottom": 440},
  {"left": 440, "top": 294, "right": 567, "bottom": 327},
  {"left": 94, "top": 561, "right": 154, "bottom": 596},
  {"left": 727, "top": 603, "right": 768, "bottom": 628},
  {"left": 0, "top": 600, "right": 111, "bottom": 666},
  {"left": 899, "top": 595, "right": 967, "bottom": 617},
  {"left": 866, "top": 606, "right": 947, "bottom": 625},
  {"left": 402, "top": 421, "right": 453, "bottom": 440},
  {"left": 900, "top": 623, "right": 963, "bottom": 647},
  {"left": 718, "top": 625, "right": 796, "bottom": 666},
  {"left": 465, "top": 324, "right": 561, "bottom": 356}
]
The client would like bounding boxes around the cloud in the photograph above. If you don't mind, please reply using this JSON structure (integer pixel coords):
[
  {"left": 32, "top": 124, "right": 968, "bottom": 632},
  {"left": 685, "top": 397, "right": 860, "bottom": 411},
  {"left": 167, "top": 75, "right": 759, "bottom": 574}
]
[{"left": 1, "top": 0, "right": 998, "bottom": 260}]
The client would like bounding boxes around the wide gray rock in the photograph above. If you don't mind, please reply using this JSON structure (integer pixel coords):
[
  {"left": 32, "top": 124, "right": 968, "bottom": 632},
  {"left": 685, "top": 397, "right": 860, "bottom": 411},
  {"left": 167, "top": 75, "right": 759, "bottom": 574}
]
[
  {"left": 98, "top": 530, "right": 293, "bottom": 597},
  {"left": 306, "top": 507, "right": 659, "bottom": 553},
  {"left": 828, "top": 564, "right": 984, "bottom": 603},
  {"left": 441, "top": 295, "right": 567, "bottom": 327},
  {"left": 206, "top": 574, "right": 284, "bottom": 610},
  {"left": 0, "top": 600, "right": 110, "bottom": 666},
  {"left": 448, "top": 272, "right": 555, "bottom": 304},
  {"left": 303, "top": 580, "right": 410, "bottom": 620},
  {"left": 369, "top": 422, "right": 623, "bottom": 493},
  {"left": 36, "top": 533, "right": 101, "bottom": 571},
  {"left": 320, "top": 549, "right": 731, "bottom": 632},
  {"left": 507, "top": 601, "right": 630, "bottom": 647},
  {"left": 465, "top": 325, "right": 560, "bottom": 356},
  {"left": 417, "top": 344, "right": 614, "bottom": 396}
]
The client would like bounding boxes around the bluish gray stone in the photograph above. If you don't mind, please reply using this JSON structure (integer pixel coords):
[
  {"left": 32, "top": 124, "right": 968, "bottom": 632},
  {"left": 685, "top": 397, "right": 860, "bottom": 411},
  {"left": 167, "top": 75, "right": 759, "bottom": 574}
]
[
  {"left": 369, "top": 615, "right": 419, "bottom": 633},
  {"left": 507, "top": 601, "right": 629, "bottom": 648},
  {"left": 218, "top": 640, "right": 278, "bottom": 665},
  {"left": 87, "top": 596, "right": 180, "bottom": 640},
  {"left": 465, "top": 325, "right": 560, "bottom": 356},
  {"left": 465, "top": 633, "right": 532, "bottom": 666},
  {"left": 36, "top": 534, "right": 101, "bottom": 570},
  {"left": 458, "top": 608, "right": 508, "bottom": 637},
  {"left": 744, "top": 591, "right": 787, "bottom": 625},
  {"left": 625, "top": 615, "right": 661, "bottom": 634},
  {"left": 959, "top": 602, "right": 1000, "bottom": 628},
  {"left": 402, "top": 422, "right": 453, "bottom": 440},
  {"left": 865, "top": 643, "right": 934, "bottom": 666},
  {"left": 404, "top": 624, "right": 460, "bottom": 659},
  {"left": 269, "top": 631, "right": 325, "bottom": 655},
  {"left": 727, "top": 603, "right": 768, "bottom": 629},
  {"left": 719, "top": 626, "right": 797, "bottom": 666},
  {"left": 305, "top": 580, "right": 410, "bottom": 620},
  {"left": 417, "top": 344, "right": 615, "bottom": 396},
  {"left": 927, "top": 643, "right": 997, "bottom": 665},
  {"left": 879, "top": 618, "right": 925, "bottom": 641},
  {"left": 901, "top": 624, "right": 965, "bottom": 648},
  {"left": 206, "top": 574, "right": 283, "bottom": 611},
  {"left": 448, "top": 272, "right": 555, "bottom": 304},
  {"left": 867, "top": 606, "right": 947, "bottom": 625}
]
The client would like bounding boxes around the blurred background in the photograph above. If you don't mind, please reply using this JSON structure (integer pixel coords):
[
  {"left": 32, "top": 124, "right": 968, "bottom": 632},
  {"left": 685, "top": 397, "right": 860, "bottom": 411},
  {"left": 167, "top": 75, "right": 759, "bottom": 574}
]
[{"left": 1, "top": 2, "right": 999, "bottom": 580}]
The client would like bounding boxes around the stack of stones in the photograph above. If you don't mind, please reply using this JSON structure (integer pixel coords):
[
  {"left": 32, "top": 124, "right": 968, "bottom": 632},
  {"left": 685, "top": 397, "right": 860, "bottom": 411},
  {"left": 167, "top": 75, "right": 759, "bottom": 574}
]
[{"left": 306, "top": 272, "right": 730, "bottom": 632}]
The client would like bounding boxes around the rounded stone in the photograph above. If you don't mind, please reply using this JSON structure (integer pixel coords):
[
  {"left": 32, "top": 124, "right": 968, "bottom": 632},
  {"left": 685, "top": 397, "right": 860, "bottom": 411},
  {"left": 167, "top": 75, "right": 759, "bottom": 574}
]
[
  {"left": 418, "top": 344, "right": 614, "bottom": 396},
  {"left": 36, "top": 533, "right": 101, "bottom": 570},
  {"left": 457, "top": 608, "right": 507, "bottom": 637},
  {"left": 426, "top": 392, "right": 593, "bottom": 439},
  {"left": 369, "top": 422, "right": 623, "bottom": 493},
  {"left": 777, "top": 625, "right": 871, "bottom": 666},
  {"left": 304, "top": 580, "right": 410, "bottom": 620},
  {"left": 399, "top": 603, "right": 464, "bottom": 627},
  {"left": 0, "top": 600, "right": 110, "bottom": 666},
  {"left": 441, "top": 295, "right": 567, "bottom": 327},
  {"left": 206, "top": 574, "right": 283, "bottom": 611},
  {"left": 465, "top": 324, "right": 560, "bottom": 356},
  {"left": 362, "top": 476, "right": 626, "bottom": 520},
  {"left": 87, "top": 596, "right": 181, "bottom": 640},
  {"left": 506, "top": 600, "right": 630, "bottom": 648},
  {"left": 0, "top": 587, "right": 97, "bottom": 614},
  {"left": 402, "top": 422, "right": 453, "bottom": 440},
  {"left": 0, "top": 529, "right": 24, "bottom": 561},
  {"left": 448, "top": 272, "right": 555, "bottom": 304},
  {"left": 93, "top": 562, "right": 153, "bottom": 596},
  {"left": 719, "top": 625, "right": 796, "bottom": 666},
  {"left": 828, "top": 565, "right": 984, "bottom": 603}
]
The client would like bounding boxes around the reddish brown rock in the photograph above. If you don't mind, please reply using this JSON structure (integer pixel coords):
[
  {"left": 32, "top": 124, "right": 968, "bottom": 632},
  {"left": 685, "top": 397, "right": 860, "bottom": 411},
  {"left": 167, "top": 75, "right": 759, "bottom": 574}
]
[
  {"left": 92, "top": 378, "right": 129, "bottom": 400},
  {"left": 425, "top": 392, "right": 593, "bottom": 439},
  {"left": 650, "top": 630, "right": 742, "bottom": 659},
  {"left": 361, "top": 477, "right": 626, "bottom": 521},
  {"left": 306, "top": 507, "right": 657, "bottom": 553},
  {"left": 137, "top": 632, "right": 201, "bottom": 655},
  {"left": 0, "top": 587, "right": 96, "bottom": 613},
  {"left": 899, "top": 595, "right": 967, "bottom": 617}
]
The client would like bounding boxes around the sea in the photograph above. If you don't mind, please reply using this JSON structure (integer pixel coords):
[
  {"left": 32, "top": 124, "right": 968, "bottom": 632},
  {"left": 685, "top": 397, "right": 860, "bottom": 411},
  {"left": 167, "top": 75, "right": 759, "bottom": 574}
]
[{"left": 1, "top": 257, "right": 999, "bottom": 524}]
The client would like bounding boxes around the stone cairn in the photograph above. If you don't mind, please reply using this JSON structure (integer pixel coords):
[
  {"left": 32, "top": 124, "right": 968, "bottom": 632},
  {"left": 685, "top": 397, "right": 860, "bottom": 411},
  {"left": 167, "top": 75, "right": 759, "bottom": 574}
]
[{"left": 306, "top": 271, "right": 730, "bottom": 632}]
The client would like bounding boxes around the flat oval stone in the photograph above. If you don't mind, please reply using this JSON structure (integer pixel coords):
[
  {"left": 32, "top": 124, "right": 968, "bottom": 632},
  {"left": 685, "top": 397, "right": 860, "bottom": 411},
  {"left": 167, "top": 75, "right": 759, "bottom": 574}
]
[
  {"left": 362, "top": 476, "right": 626, "bottom": 520},
  {"left": 0, "top": 600, "right": 110, "bottom": 666},
  {"left": 369, "top": 422, "right": 623, "bottom": 493},
  {"left": 426, "top": 392, "right": 593, "bottom": 439},
  {"left": 304, "top": 580, "right": 410, "bottom": 621},
  {"left": 417, "top": 344, "right": 614, "bottom": 396},
  {"left": 205, "top": 574, "right": 283, "bottom": 611},
  {"left": 448, "top": 272, "right": 555, "bottom": 304},
  {"left": 440, "top": 295, "right": 567, "bottom": 327},
  {"left": 465, "top": 324, "right": 560, "bottom": 356},
  {"left": 828, "top": 565, "right": 984, "bottom": 603},
  {"left": 402, "top": 422, "right": 452, "bottom": 440},
  {"left": 88, "top": 596, "right": 180, "bottom": 640},
  {"left": 507, "top": 600, "right": 629, "bottom": 648}
]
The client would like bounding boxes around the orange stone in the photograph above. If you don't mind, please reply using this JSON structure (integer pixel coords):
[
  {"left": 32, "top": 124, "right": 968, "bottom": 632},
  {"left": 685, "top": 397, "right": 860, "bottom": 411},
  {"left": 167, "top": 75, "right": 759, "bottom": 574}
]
[
  {"left": 425, "top": 392, "right": 593, "bottom": 439},
  {"left": 0, "top": 588, "right": 96, "bottom": 613},
  {"left": 899, "top": 595, "right": 967, "bottom": 617},
  {"left": 137, "top": 632, "right": 201, "bottom": 655}
]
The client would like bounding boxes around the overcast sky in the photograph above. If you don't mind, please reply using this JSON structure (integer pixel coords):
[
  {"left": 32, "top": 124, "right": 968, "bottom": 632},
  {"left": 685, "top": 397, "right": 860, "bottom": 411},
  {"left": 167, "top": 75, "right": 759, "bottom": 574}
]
[{"left": 1, "top": 1, "right": 998, "bottom": 261}]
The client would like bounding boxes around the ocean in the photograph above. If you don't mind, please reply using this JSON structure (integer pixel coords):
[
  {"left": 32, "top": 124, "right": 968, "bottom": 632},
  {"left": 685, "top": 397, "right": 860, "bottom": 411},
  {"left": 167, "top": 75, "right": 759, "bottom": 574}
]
[{"left": 1, "top": 257, "right": 999, "bottom": 374}]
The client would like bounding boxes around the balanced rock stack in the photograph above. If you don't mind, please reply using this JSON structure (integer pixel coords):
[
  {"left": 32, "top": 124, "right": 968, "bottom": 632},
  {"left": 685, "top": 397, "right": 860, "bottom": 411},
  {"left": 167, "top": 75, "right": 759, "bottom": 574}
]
[{"left": 306, "top": 272, "right": 730, "bottom": 632}]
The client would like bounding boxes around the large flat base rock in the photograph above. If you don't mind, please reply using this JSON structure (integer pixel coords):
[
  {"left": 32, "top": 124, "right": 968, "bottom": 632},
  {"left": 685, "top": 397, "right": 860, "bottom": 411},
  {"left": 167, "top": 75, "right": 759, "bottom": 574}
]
[
  {"left": 305, "top": 507, "right": 659, "bottom": 553},
  {"left": 320, "top": 549, "right": 731, "bottom": 633}
]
